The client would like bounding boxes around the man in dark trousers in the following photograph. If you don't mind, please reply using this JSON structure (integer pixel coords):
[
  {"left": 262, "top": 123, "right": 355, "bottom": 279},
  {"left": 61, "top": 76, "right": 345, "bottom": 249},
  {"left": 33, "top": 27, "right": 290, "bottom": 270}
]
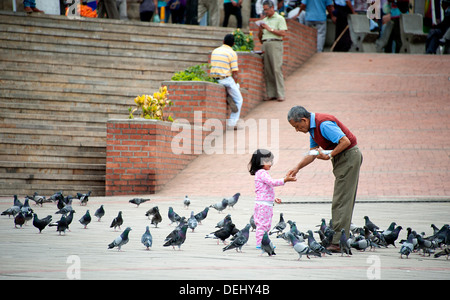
[{"left": 286, "top": 106, "right": 363, "bottom": 252}]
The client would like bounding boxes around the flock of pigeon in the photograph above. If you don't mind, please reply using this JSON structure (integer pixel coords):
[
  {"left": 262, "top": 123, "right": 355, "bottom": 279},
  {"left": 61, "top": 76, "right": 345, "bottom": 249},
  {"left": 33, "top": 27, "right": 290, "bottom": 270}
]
[{"left": 1, "top": 191, "right": 450, "bottom": 261}]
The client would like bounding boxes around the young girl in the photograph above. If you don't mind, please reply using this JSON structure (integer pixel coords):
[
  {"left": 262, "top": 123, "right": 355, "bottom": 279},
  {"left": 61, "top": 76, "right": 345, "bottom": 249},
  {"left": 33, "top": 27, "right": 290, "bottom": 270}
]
[{"left": 248, "top": 149, "right": 296, "bottom": 248}]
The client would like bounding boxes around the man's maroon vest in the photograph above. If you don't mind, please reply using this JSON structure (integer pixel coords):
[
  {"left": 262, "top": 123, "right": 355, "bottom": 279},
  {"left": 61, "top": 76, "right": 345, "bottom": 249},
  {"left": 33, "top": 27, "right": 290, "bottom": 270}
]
[{"left": 312, "top": 113, "right": 357, "bottom": 150}]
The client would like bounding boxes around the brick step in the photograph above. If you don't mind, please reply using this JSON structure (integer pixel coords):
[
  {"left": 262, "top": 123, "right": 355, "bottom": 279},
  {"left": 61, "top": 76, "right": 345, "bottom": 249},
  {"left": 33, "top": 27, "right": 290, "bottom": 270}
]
[
  {"left": 0, "top": 59, "right": 170, "bottom": 83},
  {"left": 0, "top": 11, "right": 231, "bottom": 42},
  {"left": 0, "top": 182, "right": 105, "bottom": 197},
  {"left": 0, "top": 143, "right": 105, "bottom": 164},
  {"left": 0, "top": 132, "right": 106, "bottom": 148},
  {"left": 0, "top": 26, "right": 217, "bottom": 56}
]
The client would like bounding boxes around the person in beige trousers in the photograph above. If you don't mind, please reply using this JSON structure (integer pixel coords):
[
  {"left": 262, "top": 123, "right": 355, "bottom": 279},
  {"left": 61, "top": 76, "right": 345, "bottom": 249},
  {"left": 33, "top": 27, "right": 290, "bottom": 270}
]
[
  {"left": 287, "top": 106, "right": 363, "bottom": 252},
  {"left": 198, "top": 0, "right": 220, "bottom": 26}
]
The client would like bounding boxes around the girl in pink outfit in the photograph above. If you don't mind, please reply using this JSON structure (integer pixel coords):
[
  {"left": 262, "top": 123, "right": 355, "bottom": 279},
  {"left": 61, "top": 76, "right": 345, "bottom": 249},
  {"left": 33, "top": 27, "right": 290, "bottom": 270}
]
[{"left": 248, "top": 149, "right": 296, "bottom": 248}]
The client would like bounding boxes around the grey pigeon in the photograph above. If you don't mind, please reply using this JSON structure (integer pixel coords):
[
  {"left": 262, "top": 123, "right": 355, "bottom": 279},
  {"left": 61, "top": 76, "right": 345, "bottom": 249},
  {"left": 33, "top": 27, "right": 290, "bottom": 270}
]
[
  {"left": 399, "top": 233, "right": 414, "bottom": 259},
  {"left": 129, "top": 198, "right": 150, "bottom": 207},
  {"left": 65, "top": 210, "right": 75, "bottom": 231},
  {"left": 55, "top": 200, "right": 75, "bottom": 215},
  {"left": 1, "top": 205, "right": 20, "bottom": 218},
  {"left": 383, "top": 225, "right": 403, "bottom": 247},
  {"left": 187, "top": 211, "right": 198, "bottom": 232},
  {"left": 261, "top": 231, "right": 276, "bottom": 256},
  {"left": 416, "top": 234, "right": 436, "bottom": 256},
  {"left": 28, "top": 192, "right": 51, "bottom": 206},
  {"left": 364, "top": 216, "right": 380, "bottom": 233},
  {"left": 76, "top": 191, "right": 91, "bottom": 206},
  {"left": 194, "top": 207, "right": 209, "bottom": 224},
  {"left": 49, "top": 214, "right": 69, "bottom": 235},
  {"left": 13, "top": 195, "right": 23, "bottom": 208},
  {"left": 250, "top": 215, "right": 256, "bottom": 231},
  {"left": 434, "top": 247, "right": 450, "bottom": 259},
  {"left": 223, "top": 224, "right": 251, "bottom": 252},
  {"left": 183, "top": 195, "right": 191, "bottom": 209},
  {"left": 210, "top": 198, "right": 228, "bottom": 213},
  {"left": 307, "top": 230, "right": 332, "bottom": 256},
  {"left": 339, "top": 229, "right": 352, "bottom": 257},
  {"left": 108, "top": 227, "right": 132, "bottom": 251},
  {"left": 168, "top": 206, "right": 181, "bottom": 225},
  {"left": 163, "top": 224, "right": 188, "bottom": 250},
  {"left": 110, "top": 211, "right": 123, "bottom": 231},
  {"left": 14, "top": 211, "right": 25, "bottom": 228},
  {"left": 351, "top": 238, "right": 379, "bottom": 251},
  {"left": 269, "top": 213, "right": 286, "bottom": 235},
  {"left": 141, "top": 226, "right": 153, "bottom": 250},
  {"left": 94, "top": 205, "right": 105, "bottom": 221},
  {"left": 32, "top": 213, "right": 52, "bottom": 233},
  {"left": 78, "top": 210, "right": 91, "bottom": 229},
  {"left": 224, "top": 193, "right": 240, "bottom": 209},
  {"left": 216, "top": 214, "right": 232, "bottom": 228},
  {"left": 287, "top": 232, "right": 320, "bottom": 260},
  {"left": 146, "top": 206, "right": 162, "bottom": 227}
]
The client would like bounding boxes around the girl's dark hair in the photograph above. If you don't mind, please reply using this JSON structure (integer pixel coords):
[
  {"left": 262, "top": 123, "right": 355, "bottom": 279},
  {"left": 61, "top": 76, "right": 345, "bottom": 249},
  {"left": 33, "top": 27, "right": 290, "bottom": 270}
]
[{"left": 248, "top": 149, "right": 274, "bottom": 175}]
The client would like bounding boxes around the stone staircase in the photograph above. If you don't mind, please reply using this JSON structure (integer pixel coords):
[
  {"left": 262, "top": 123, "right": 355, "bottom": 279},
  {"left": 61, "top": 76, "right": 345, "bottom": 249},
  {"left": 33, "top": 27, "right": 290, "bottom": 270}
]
[{"left": 0, "top": 11, "right": 233, "bottom": 196}]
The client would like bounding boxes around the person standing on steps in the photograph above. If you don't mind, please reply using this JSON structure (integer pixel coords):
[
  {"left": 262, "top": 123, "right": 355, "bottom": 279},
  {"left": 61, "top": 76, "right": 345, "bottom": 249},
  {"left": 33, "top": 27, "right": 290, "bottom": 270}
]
[{"left": 257, "top": 0, "right": 288, "bottom": 102}]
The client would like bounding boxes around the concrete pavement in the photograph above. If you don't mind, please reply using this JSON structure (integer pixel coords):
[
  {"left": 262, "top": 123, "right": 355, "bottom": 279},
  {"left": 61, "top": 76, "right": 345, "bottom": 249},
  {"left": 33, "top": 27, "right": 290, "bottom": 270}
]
[{"left": 0, "top": 53, "right": 449, "bottom": 281}]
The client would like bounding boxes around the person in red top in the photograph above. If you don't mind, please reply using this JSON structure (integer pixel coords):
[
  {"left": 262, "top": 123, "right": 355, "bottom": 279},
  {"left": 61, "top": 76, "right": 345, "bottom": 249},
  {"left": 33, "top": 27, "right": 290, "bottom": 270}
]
[{"left": 286, "top": 105, "right": 363, "bottom": 252}]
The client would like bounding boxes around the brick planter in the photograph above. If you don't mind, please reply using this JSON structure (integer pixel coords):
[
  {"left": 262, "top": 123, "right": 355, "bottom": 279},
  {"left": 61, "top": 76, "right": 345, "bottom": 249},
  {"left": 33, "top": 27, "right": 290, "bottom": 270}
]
[{"left": 106, "top": 119, "right": 207, "bottom": 196}]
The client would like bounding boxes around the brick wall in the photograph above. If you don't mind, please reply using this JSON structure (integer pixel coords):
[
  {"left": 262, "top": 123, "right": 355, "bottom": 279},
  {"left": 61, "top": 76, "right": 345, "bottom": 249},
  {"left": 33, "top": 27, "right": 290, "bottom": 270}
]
[{"left": 106, "top": 119, "right": 208, "bottom": 195}]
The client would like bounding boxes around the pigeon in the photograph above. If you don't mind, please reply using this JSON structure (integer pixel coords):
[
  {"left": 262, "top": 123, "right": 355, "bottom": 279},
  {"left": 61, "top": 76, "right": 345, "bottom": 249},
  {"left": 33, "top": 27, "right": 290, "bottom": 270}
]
[
  {"left": 287, "top": 232, "right": 320, "bottom": 260},
  {"left": 261, "top": 231, "right": 276, "bottom": 256},
  {"left": 307, "top": 230, "right": 332, "bottom": 256},
  {"left": 434, "top": 247, "right": 450, "bottom": 260},
  {"left": 28, "top": 192, "right": 51, "bottom": 206},
  {"left": 224, "top": 192, "right": 240, "bottom": 209},
  {"left": 108, "top": 227, "right": 132, "bottom": 251},
  {"left": 146, "top": 206, "right": 163, "bottom": 228},
  {"left": 110, "top": 211, "right": 123, "bottom": 231},
  {"left": 205, "top": 221, "right": 236, "bottom": 245},
  {"left": 65, "top": 210, "right": 75, "bottom": 231},
  {"left": 269, "top": 213, "right": 286, "bottom": 235},
  {"left": 364, "top": 216, "right": 380, "bottom": 233},
  {"left": 1, "top": 205, "right": 20, "bottom": 218},
  {"left": 163, "top": 224, "right": 188, "bottom": 250},
  {"left": 216, "top": 214, "right": 232, "bottom": 228},
  {"left": 287, "top": 220, "right": 305, "bottom": 241},
  {"left": 168, "top": 207, "right": 181, "bottom": 225},
  {"left": 49, "top": 214, "right": 69, "bottom": 235},
  {"left": 383, "top": 222, "right": 397, "bottom": 236},
  {"left": 32, "top": 213, "right": 52, "bottom": 233},
  {"left": 194, "top": 207, "right": 209, "bottom": 224},
  {"left": 249, "top": 215, "right": 256, "bottom": 231},
  {"left": 76, "top": 191, "right": 91, "bottom": 206},
  {"left": 78, "top": 210, "right": 91, "bottom": 229},
  {"left": 141, "top": 226, "right": 153, "bottom": 250},
  {"left": 399, "top": 233, "right": 415, "bottom": 259},
  {"left": 223, "top": 224, "right": 251, "bottom": 253},
  {"left": 416, "top": 234, "right": 436, "bottom": 256},
  {"left": 55, "top": 200, "right": 75, "bottom": 215},
  {"left": 14, "top": 211, "right": 25, "bottom": 228},
  {"left": 129, "top": 198, "right": 150, "bottom": 207},
  {"left": 210, "top": 198, "right": 228, "bottom": 213},
  {"left": 383, "top": 225, "right": 403, "bottom": 247},
  {"left": 183, "top": 195, "right": 191, "bottom": 209},
  {"left": 48, "top": 191, "right": 64, "bottom": 202},
  {"left": 94, "top": 205, "right": 105, "bottom": 221},
  {"left": 339, "top": 229, "right": 352, "bottom": 257},
  {"left": 12, "top": 195, "right": 23, "bottom": 208},
  {"left": 351, "top": 238, "right": 379, "bottom": 251},
  {"left": 187, "top": 211, "right": 198, "bottom": 232}
]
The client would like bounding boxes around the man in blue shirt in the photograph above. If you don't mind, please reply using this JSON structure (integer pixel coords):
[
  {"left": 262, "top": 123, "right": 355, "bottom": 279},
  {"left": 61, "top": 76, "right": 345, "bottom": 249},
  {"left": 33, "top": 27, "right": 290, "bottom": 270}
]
[
  {"left": 294, "top": 0, "right": 335, "bottom": 52},
  {"left": 287, "top": 106, "right": 363, "bottom": 252}
]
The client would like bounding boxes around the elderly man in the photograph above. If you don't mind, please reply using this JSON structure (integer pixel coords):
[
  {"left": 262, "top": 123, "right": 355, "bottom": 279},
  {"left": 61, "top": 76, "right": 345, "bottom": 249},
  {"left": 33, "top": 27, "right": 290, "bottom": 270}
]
[
  {"left": 210, "top": 34, "right": 244, "bottom": 130},
  {"left": 287, "top": 106, "right": 363, "bottom": 252},
  {"left": 258, "top": 0, "right": 287, "bottom": 102}
]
